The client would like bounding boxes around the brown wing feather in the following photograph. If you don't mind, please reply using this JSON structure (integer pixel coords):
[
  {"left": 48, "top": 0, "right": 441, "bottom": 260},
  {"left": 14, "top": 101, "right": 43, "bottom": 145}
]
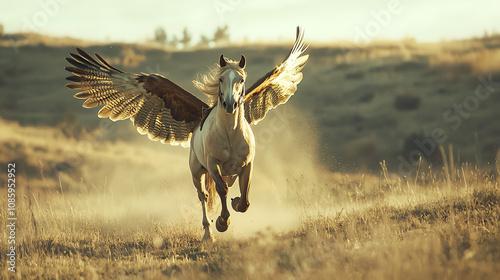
[
  {"left": 138, "top": 74, "right": 207, "bottom": 123},
  {"left": 244, "top": 26, "right": 309, "bottom": 125},
  {"left": 65, "top": 48, "right": 208, "bottom": 146}
]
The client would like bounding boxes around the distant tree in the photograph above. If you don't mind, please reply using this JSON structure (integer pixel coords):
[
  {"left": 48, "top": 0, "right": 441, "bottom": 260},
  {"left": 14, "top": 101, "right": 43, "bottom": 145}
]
[
  {"left": 196, "top": 34, "right": 212, "bottom": 48},
  {"left": 0, "top": 24, "right": 4, "bottom": 37},
  {"left": 169, "top": 35, "right": 178, "bottom": 49},
  {"left": 154, "top": 27, "right": 167, "bottom": 44},
  {"left": 180, "top": 27, "right": 192, "bottom": 49},
  {"left": 214, "top": 25, "right": 229, "bottom": 46}
]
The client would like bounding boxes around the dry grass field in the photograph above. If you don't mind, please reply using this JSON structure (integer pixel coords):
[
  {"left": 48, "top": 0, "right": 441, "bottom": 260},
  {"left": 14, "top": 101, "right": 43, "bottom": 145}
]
[
  {"left": 0, "top": 132, "right": 498, "bottom": 279},
  {"left": 1, "top": 33, "right": 500, "bottom": 279}
]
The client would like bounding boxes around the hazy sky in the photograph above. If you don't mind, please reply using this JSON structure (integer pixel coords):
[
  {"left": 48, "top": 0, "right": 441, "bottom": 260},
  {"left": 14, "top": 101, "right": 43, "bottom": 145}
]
[{"left": 2, "top": 0, "right": 499, "bottom": 44}]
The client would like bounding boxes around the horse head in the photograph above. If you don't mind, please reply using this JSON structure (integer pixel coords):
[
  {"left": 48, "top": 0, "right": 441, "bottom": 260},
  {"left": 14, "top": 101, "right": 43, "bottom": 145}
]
[{"left": 218, "top": 54, "right": 246, "bottom": 114}]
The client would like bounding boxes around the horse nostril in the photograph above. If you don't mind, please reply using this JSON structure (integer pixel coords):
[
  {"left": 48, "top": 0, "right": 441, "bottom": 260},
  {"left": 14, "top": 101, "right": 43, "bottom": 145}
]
[
  {"left": 233, "top": 102, "right": 237, "bottom": 109},
  {"left": 222, "top": 101, "right": 226, "bottom": 108}
]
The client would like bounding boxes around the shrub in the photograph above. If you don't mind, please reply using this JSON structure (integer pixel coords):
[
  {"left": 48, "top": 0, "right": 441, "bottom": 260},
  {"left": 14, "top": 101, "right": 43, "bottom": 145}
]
[{"left": 394, "top": 94, "right": 420, "bottom": 111}]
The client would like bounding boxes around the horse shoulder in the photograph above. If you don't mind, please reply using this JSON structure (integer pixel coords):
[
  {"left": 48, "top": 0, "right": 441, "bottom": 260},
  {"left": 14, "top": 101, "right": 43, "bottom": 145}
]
[
  {"left": 231, "top": 124, "right": 255, "bottom": 164},
  {"left": 198, "top": 115, "right": 231, "bottom": 161}
]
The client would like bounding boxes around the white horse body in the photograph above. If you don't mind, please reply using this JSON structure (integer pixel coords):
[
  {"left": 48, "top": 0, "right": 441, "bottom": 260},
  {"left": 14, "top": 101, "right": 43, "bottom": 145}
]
[{"left": 189, "top": 64, "right": 256, "bottom": 241}]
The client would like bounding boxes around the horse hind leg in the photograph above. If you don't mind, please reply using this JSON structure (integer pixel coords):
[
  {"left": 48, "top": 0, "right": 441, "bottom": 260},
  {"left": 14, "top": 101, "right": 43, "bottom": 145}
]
[
  {"left": 192, "top": 173, "right": 214, "bottom": 242},
  {"left": 189, "top": 151, "right": 214, "bottom": 242}
]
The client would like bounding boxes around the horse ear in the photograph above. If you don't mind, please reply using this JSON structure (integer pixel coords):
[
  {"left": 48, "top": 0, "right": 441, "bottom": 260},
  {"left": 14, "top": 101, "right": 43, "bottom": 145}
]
[
  {"left": 219, "top": 54, "right": 227, "bottom": 67},
  {"left": 239, "top": 55, "right": 246, "bottom": 69}
]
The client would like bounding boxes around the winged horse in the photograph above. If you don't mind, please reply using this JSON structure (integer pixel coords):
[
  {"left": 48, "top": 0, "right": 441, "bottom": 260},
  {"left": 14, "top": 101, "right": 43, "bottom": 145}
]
[{"left": 65, "top": 27, "right": 308, "bottom": 241}]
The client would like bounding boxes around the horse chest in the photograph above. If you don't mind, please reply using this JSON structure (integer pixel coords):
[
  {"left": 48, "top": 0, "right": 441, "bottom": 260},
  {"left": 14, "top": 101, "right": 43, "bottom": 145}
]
[
  {"left": 218, "top": 139, "right": 251, "bottom": 171},
  {"left": 208, "top": 131, "right": 253, "bottom": 175},
  {"left": 196, "top": 106, "right": 255, "bottom": 175}
]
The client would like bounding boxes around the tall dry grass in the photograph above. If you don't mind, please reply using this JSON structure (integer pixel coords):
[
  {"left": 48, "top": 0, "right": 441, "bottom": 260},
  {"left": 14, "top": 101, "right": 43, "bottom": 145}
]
[
  {"left": 1, "top": 163, "right": 498, "bottom": 279},
  {"left": 0, "top": 117, "right": 499, "bottom": 279}
]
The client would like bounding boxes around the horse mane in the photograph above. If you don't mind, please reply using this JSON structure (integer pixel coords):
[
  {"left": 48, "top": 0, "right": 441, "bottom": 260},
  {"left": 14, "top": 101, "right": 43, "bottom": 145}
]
[{"left": 193, "top": 60, "right": 247, "bottom": 106}]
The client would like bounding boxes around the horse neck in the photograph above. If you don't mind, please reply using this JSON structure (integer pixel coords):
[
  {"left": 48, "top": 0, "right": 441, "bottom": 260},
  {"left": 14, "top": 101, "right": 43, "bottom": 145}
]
[{"left": 215, "top": 102, "right": 246, "bottom": 132}]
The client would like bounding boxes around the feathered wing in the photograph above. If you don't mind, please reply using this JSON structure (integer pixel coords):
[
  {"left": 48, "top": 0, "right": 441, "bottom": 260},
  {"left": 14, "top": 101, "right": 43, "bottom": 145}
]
[
  {"left": 65, "top": 48, "right": 208, "bottom": 147},
  {"left": 244, "top": 26, "right": 309, "bottom": 125}
]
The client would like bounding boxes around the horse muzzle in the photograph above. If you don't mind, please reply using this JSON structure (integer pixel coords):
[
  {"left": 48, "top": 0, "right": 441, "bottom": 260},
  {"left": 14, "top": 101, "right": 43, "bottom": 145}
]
[{"left": 222, "top": 100, "right": 238, "bottom": 114}]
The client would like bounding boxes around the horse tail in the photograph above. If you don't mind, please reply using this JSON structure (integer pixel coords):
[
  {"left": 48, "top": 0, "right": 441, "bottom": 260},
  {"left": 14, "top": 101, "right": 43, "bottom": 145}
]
[{"left": 204, "top": 171, "right": 216, "bottom": 211}]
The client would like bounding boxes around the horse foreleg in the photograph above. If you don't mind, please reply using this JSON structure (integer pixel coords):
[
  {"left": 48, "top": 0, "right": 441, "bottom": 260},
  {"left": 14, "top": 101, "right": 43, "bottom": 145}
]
[
  {"left": 207, "top": 158, "right": 230, "bottom": 232},
  {"left": 232, "top": 161, "right": 252, "bottom": 213}
]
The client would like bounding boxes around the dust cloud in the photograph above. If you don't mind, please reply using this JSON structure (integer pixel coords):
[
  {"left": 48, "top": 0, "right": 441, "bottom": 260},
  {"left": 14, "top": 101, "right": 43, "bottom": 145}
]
[{"left": 69, "top": 106, "right": 331, "bottom": 239}]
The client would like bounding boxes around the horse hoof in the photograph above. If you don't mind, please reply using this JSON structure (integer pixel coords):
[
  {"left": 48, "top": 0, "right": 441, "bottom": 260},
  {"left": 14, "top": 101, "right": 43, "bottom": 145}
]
[
  {"left": 231, "top": 197, "right": 241, "bottom": 211},
  {"left": 215, "top": 216, "right": 229, "bottom": 232},
  {"left": 231, "top": 197, "right": 249, "bottom": 213}
]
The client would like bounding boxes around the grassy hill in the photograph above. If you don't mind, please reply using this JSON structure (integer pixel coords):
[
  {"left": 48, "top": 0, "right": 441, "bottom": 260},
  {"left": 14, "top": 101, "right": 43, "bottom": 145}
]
[{"left": 1, "top": 33, "right": 500, "bottom": 175}]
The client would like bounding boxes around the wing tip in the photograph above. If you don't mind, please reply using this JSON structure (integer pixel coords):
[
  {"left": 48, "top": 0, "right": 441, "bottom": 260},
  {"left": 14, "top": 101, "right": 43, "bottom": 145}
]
[
  {"left": 284, "top": 26, "right": 308, "bottom": 62},
  {"left": 294, "top": 26, "right": 308, "bottom": 54},
  {"left": 296, "top": 26, "right": 304, "bottom": 40}
]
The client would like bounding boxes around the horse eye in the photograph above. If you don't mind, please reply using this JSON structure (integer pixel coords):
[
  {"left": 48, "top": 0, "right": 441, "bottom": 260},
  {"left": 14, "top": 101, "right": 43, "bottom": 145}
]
[
  {"left": 219, "top": 78, "right": 223, "bottom": 82},
  {"left": 240, "top": 79, "right": 244, "bottom": 83}
]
